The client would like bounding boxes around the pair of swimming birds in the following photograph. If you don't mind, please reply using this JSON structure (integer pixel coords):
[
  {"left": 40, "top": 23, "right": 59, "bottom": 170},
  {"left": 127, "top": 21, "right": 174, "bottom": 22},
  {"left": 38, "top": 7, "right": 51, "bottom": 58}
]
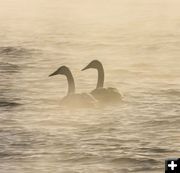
[{"left": 49, "top": 60, "right": 122, "bottom": 107}]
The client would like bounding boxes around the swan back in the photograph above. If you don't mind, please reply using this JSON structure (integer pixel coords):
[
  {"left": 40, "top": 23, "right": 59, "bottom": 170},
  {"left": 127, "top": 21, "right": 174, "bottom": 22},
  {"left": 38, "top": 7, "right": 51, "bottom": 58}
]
[
  {"left": 91, "top": 87, "right": 122, "bottom": 104},
  {"left": 61, "top": 93, "right": 97, "bottom": 108}
]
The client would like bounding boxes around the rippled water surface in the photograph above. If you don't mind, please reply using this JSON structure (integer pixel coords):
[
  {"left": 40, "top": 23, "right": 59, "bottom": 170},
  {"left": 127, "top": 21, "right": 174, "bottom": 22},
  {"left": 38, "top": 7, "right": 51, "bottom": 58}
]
[{"left": 0, "top": 0, "right": 180, "bottom": 172}]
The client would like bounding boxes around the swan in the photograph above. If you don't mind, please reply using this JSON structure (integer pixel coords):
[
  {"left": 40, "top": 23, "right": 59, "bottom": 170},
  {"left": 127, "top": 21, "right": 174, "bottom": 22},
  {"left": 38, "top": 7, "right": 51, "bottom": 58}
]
[
  {"left": 49, "top": 66, "right": 97, "bottom": 108},
  {"left": 82, "top": 60, "right": 122, "bottom": 103}
]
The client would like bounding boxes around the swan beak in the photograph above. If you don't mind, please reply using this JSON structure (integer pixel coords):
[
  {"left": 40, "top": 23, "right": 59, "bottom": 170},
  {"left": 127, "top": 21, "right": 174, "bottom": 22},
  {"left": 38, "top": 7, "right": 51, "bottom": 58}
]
[
  {"left": 49, "top": 70, "right": 58, "bottom": 77},
  {"left": 81, "top": 65, "right": 90, "bottom": 71}
]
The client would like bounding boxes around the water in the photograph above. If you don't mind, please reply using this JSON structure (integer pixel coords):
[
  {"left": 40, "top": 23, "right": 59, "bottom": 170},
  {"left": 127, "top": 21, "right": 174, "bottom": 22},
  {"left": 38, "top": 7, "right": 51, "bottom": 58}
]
[{"left": 0, "top": 0, "right": 180, "bottom": 172}]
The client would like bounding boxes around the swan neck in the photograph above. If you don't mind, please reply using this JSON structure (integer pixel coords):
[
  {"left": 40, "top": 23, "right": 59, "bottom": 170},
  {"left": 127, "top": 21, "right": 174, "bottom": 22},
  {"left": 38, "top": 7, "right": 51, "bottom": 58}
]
[
  {"left": 65, "top": 70, "right": 75, "bottom": 95},
  {"left": 96, "top": 63, "right": 104, "bottom": 89}
]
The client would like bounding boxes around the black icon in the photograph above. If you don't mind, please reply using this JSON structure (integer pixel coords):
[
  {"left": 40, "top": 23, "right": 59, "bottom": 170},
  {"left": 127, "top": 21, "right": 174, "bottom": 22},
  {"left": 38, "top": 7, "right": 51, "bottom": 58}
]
[{"left": 165, "top": 158, "right": 180, "bottom": 173}]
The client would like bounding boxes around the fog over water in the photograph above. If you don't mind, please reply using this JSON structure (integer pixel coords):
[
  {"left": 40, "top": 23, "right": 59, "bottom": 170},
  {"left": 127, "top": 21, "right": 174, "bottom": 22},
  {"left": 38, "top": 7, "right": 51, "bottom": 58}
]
[{"left": 0, "top": 0, "right": 180, "bottom": 172}]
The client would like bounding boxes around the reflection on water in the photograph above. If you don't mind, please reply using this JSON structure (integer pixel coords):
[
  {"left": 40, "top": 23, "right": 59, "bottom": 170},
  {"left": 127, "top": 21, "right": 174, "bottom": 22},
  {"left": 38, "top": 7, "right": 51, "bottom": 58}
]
[{"left": 0, "top": 0, "right": 180, "bottom": 173}]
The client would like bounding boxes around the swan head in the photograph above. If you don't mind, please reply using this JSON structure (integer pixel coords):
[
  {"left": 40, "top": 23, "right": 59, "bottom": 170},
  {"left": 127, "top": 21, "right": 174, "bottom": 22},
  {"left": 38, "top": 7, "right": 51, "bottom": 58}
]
[
  {"left": 81, "top": 60, "right": 102, "bottom": 71},
  {"left": 49, "top": 66, "right": 70, "bottom": 77}
]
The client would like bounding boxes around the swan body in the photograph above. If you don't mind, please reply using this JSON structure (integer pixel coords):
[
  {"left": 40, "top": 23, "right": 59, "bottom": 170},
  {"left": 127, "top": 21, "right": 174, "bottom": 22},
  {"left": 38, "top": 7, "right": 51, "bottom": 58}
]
[
  {"left": 82, "top": 60, "right": 122, "bottom": 103},
  {"left": 49, "top": 66, "right": 97, "bottom": 108},
  {"left": 91, "top": 87, "right": 121, "bottom": 103},
  {"left": 60, "top": 93, "right": 97, "bottom": 107}
]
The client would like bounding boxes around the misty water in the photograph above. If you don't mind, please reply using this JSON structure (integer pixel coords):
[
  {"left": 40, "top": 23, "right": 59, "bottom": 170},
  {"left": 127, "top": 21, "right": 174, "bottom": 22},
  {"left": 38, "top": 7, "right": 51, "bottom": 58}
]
[{"left": 0, "top": 0, "right": 180, "bottom": 172}]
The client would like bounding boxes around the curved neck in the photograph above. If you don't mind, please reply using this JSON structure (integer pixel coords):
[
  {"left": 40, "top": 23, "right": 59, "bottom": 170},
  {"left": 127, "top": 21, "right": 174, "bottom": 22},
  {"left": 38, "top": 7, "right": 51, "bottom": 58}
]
[
  {"left": 65, "top": 70, "right": 75, "bottom": 95},
  {"left": 96, "top": 63, "right": 104, "bottom": 89}
]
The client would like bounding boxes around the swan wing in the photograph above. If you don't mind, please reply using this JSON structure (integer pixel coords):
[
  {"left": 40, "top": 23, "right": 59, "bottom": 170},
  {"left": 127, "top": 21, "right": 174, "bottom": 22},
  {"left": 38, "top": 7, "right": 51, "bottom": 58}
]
[
  {"left": 60, "top": 93, "right": 97, "bottom": 108},
  {"left": 91, "top": 87, "right": 122, "bottom": 103}
]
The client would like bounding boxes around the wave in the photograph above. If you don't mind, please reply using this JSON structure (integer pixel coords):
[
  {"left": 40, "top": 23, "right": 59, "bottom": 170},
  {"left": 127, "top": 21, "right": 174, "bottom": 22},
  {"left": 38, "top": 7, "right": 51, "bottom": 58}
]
[
  {"left": 0, "top": 46, "right": 29, "bottom": 56},
  {"left": 139, "top": 146, "right": 177, "bottom": 153},
  {"left": 0, "top": 46, "right": 40, "bottom": 58},
  {"left": 0, "top": 62, "right": 20, "bottom": 73},
  {"left": 159, "top": 89, "right": 180, "bottom": 96},
  {"left": 0, "top": 101, "right": 21, "bottom": 107},
  {"left": 111, "top": 157, "right": 159, "bottom": 165}
]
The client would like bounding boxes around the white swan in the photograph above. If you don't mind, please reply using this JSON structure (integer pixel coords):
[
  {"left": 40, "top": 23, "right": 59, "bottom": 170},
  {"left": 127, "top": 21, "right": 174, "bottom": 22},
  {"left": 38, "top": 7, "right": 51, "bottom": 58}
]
[
  {"left": 49, "top": 66, "right": 97, "bottom": 108},
  {"left": 82, "top": 60, "right": 122, "bottom": 103}
]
